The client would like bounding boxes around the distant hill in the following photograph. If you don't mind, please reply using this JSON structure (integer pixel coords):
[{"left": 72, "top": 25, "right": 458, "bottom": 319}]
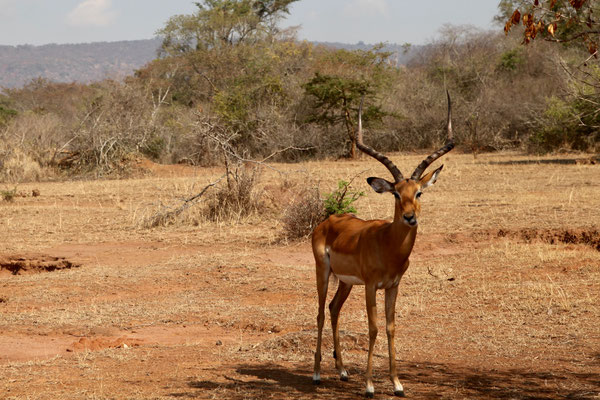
[
  {"left": 314, "top": 41, "right": 422, "bottom": 65},
  {"left": 0, "top": 39, "right": 421, "bottom": 89},
  {"left": 0, "top": 39, "right": 163, "bottom": 89}
]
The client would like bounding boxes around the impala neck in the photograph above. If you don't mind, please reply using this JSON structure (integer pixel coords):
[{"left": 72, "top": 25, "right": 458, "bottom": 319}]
[{"left": 389, "top": 200, "right": 418, "bottom": 254}]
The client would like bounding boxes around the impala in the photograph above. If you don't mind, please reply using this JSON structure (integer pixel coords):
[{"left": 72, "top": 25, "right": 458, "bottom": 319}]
[{"left": 311, "top": 93, "right": 455, "bottom": 398}]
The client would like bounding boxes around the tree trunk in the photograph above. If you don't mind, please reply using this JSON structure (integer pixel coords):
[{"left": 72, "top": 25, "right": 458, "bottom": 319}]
[{"left": 344, "top": 105, "right": 358, "bottom": 159}]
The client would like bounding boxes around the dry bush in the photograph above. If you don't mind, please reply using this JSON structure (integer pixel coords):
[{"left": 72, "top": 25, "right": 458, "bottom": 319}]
[
  {"left": 282, "top": 187, "right": 325, "bottom": 240},
  {"left": 393, "top": 27, "right": 561, "bottom": 153},
  {"left": 204, "top": 164, "right": 263, "bottom": 222},
  {"left": 0, "top": 148, "right": 44, "bottom": 183},
  {"left": 0, "top": 112, "right": 64, "bottom": 182}
]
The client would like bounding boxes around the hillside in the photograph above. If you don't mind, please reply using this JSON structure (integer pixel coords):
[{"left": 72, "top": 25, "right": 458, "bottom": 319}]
[
  {"left": 0, "top": 39, "right": 418, "bottom": 89},
  {"left": 0, "top": 39, "right": 163, "bottom": 89}
]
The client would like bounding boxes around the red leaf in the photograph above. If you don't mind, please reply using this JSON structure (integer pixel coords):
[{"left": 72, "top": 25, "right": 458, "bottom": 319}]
[
  {"left": 569, "top": 0, "right": 586, "bottom": 10},
  {"left": 510, "top": 9, "right": 521, "bottom": 25}
]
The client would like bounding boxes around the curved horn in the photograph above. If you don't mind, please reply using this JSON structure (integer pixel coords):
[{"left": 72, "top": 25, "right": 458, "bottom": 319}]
[
  {"left": 357, "top": 97, "right": 404, "bottom": 182},
  {"left": 410, "top": 90, "right": 455, "bottom": 181}
]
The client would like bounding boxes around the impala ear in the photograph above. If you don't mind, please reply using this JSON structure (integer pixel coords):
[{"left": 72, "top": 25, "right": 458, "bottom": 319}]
[
  {"left": 367, "top": 177, "right": 395, "bottom": 194},
  {"left": 419, "top": 165, "right": 443, "bottom": 190}
]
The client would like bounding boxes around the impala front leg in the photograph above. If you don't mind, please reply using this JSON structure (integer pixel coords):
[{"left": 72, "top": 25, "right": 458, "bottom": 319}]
[
  {"left": 385, "top": 285, "right": 404, "bottom": 397},
  {"left": 364, "top": 284, "right": 378, "bottom": 398}
]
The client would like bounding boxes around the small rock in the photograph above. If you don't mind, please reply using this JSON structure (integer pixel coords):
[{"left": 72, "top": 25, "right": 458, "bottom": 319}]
[
  {"left": 216, "top": 340, "right": 223, "bottom": 346},
  {"left": 271, "top": 325, "right": 281, "bottom": 333},
  {"left": 32, "top": 189, "right": 40, "bottom": 197}
]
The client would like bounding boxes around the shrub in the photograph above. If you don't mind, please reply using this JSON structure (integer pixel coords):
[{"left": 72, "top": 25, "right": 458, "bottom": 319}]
[
  {"left": 281, "top": 178, "right": 365, "bottom": 241},
  {"left": 204, "top": 164, "right": 263, "bottom": 221},
  {"left": 528, "top": 95, "right": 600, "bottom": 153},
  {"left": 323, "top": 179, "right": 365, "bottom": 216},
  {"left": 0, "top": 149, "right": 44, "bottom": 183},
  {"left": 282, "top": 187, "right": 325, "bottom": 240},
  {"left": 1, "top": 187, "right": 17, "bottom": 202}
]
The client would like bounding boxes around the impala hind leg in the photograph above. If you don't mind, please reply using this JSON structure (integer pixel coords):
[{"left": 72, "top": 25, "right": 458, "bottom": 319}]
[
  {"left": 313, "top": 256, "right": 330, "bottom": 385},
  {"left": 364, "top": 284, "right": 378, "bottom": 398},
  {"left": 385, "top": 285, "right": 404, "bottom": 397},
  {"left": 329, "top": 280, "right": 353, "bottom": 381}
]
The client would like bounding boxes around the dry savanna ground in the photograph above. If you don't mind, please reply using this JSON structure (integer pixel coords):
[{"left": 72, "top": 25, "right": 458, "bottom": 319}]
[{"left": 1, "top": 152, "right": 599, "bottom": 399}]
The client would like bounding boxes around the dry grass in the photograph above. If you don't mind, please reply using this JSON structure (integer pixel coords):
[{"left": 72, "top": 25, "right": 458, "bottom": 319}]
[{"left": 0, "top": 152, "right": 599, "bottom": 399}]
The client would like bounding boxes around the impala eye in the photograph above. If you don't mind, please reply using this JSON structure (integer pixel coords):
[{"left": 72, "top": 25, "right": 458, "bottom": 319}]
[{"left": 416, "top": 192, "right": 422, "bottom": 199}]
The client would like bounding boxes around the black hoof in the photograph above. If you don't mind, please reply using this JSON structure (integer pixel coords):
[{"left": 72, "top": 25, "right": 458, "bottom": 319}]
[
  {"left": 313, "top": 379, "right": 321, "bottom": 385},
  {"left": 340, "top": 375, "right": 349, "bottom": 382},
  {"left": 394, "top": 390, "right": 405, "bottom": 397},
  {"left": 365, "top": 391, "right": 374, "bottom": 398}
]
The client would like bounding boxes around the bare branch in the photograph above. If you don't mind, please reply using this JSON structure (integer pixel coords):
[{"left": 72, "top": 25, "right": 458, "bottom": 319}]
[{"left": 141, "top": 173, "right": 227, "bottom": 228}]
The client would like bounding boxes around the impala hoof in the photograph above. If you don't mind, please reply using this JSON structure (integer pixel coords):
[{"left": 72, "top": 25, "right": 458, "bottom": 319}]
[
  {"left": 312, "top": 372, "right": 321, "bottom": 385},
  {"left": 365, "top": 390, "right": 374, "bottom": 398},
  {"left": 394, "top": 389, "right": 405, "bottom": 397},
  {"left": 340, "top": 370, "right": 349, "bottom": 381}
]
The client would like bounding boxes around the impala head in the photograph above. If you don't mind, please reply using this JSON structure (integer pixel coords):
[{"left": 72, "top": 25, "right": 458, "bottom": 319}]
[{"left": 357, "top": 92, "right": 455, "bottom": 227}]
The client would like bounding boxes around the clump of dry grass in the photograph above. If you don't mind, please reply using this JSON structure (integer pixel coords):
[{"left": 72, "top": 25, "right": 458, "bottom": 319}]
[
  {"left": 205, "top": 165, "right": 264, "bottom": 222},
  {"left": 0, "top": 148, "right": 44, "bottom": 183},
  {"left": 281, "top": 187, "right": 325, "bottom": 240}
]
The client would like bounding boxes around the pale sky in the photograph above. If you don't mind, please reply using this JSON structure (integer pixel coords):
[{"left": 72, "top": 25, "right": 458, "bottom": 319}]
[{"left": 0, "top": 0, "right": 501, "bottom": 46}]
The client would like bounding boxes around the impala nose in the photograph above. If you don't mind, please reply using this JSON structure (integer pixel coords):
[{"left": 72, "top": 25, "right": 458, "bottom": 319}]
[{"left": 403, "top": 212, "right": 417, "bottom": 226}]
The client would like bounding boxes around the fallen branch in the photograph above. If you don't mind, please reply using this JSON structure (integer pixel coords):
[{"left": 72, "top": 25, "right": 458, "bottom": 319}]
[{"left": 142, "top": 173, "right": 227, "bottom": 228}]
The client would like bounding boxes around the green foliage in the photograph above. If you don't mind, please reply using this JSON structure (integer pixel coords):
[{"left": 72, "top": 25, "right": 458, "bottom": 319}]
[
  {"left": 302, "top": 65, "right": 391, "bottom": 157},
  {"left": 323, "top": 179, "right": 365, "bottom": 216},
  {"left": 158, "top": 0, "right": 298, "bottom": 54},
  {"left": 529, "top": 95, "right": 599, "bottom": 153},
  {"left": 303, "top": 73, "right": 372, "bottom": 125},
  {"left": 0, "top": 105, "right": 17, "bottom": 127},
  {"left": 498, "top": 48, "right": 524, "bottom": 73}
]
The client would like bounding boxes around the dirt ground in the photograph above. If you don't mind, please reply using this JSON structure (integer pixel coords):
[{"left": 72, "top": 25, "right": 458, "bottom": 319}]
[{"left": 1, "top": 152, "right": 599, "bottom": 399}]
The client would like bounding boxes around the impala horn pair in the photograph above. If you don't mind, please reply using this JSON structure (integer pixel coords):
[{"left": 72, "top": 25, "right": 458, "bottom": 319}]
[{"left": 356, "top": 91, "right": 455, "bottom": 181}]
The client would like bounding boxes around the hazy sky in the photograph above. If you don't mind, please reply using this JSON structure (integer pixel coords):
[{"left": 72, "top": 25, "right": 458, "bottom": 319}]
[{"left": 0, "top": 0, "right": 502, "bottom": 46}]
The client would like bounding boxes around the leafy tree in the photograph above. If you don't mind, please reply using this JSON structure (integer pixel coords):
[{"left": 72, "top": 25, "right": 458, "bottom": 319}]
[
  {"left": 503, "top": 0, "right": 600, "bottom": 53},
  {"left": 502, "top": 1, "right": 600, "bottom": 153},
  {"left": 158, "top": 0, "right": 298, "bottom": 54},
  {"left": 303, "top": 73, "right": 386, "bottom": 158},
  {"left": 302, "top": 48, "right": 395, "bottom": 158}
]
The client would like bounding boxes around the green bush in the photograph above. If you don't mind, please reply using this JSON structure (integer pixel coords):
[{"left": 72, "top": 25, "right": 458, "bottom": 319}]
[
  {"left": 324, "top": 179, "right": 365, "bottom": 216},
  {"left": 529, "top": 95, "right": 600, "bottom": 153},
  {"left": 0, "top": 105, "right": 17, "bottom": 127}
]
